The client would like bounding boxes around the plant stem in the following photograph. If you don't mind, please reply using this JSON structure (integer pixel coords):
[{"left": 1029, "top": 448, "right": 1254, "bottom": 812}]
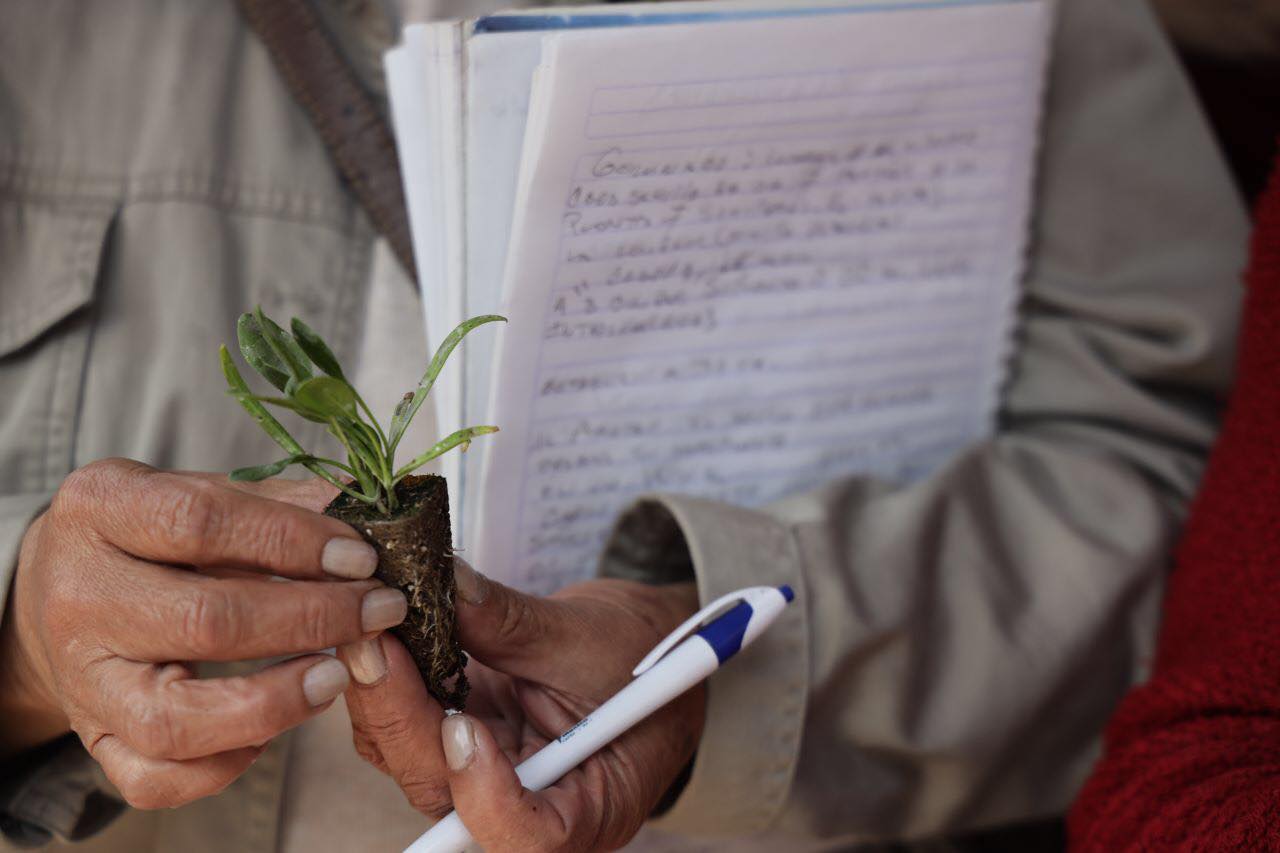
[
  {"left": 328, "top": 418, "right": 376, "bottom": 499},
  {"left": 349, "top": 396, "right": 399, "bottom": 514},
  {"left": 302, "top": 461, "right": 374, "bottom": 504},
  {"left": 353, "top": 390, "right": 390, "bottom": 455},
  {"left": 310, "top": 457, "right": 359, "bottom": 476}
]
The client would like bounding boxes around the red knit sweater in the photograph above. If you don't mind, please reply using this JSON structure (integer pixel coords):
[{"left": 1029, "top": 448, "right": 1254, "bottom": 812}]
[{"left": 1068, "top": 165, "right": 1280, "bottom": 849}]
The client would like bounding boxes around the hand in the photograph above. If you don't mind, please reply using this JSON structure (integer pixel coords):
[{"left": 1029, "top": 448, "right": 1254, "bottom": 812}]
[
  {"left": 342, "top": 562, "right": 704, "bottom": 852},
  {"left": 0, "top": 458, "right": 408, "bottom": 808}
]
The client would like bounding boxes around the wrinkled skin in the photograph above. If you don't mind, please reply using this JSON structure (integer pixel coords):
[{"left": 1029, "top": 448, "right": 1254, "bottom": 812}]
[
  {"left": 0, "top": 460, "right": 403, "bottom": 808},
  {"left": 342, "top": 567, "right": 705, "bottom": 852}
]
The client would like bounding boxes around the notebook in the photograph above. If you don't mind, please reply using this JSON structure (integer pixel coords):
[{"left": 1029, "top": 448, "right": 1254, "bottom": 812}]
[{"left": 385, "top": 0, "right": 1055, "bottom": 593}]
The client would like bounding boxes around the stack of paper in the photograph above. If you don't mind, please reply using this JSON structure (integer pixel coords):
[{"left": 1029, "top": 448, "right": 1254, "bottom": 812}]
[{"left": 386, "top": 0, "right": 1054, "bottom": 592}]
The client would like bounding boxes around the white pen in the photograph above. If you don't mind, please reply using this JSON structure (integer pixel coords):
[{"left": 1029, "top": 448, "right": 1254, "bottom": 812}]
[{"left": 404, "top": 584, "right": 795, "bottom": 853}]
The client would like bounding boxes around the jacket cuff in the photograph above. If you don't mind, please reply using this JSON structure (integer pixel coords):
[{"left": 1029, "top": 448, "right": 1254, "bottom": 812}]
[
  {"left": 0, "top": 493, "right": 53, "bottom": 618},
  {"left": 600, "top": 495, "right": 809, "bottom": 836},
  {"left": 0, "top": 735, "right": 125, "bottom": 847},
  {"left": 0, "top": 493, "right": 126, "bottom": 847}
]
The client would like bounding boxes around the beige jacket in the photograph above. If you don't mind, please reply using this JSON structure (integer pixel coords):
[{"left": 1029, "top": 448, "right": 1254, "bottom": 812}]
[{"left": 0, "top": 0, "right": 1249, "bottom": 850}]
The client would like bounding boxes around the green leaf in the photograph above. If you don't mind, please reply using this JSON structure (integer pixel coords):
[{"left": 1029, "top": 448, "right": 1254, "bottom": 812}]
[
  {"left": 221, "top": 346, "right": 369, "bottom": 503},
  {"left": 220, "top": 346, "right": 306, "bottom": 453},
  {"left": 229, "top": 454, "right": 312, "bottom": 481},
  {"left": 291, "top": 318, "right": 347, "bottom": 380},
  {"left": 291, "top": 376, "right": 358, "bottom": 420},
  {"left": 389, "top": 315, "right": 506, "bottom": 453},
  {"left": 334, "top": 416, "right": 384, "bottom": 481},
  {"left": 393, "top": 425, "right": 499, "bottom": 482},
  {"left": 393, "top": 392, "right": 414, "bottom": 422},
  {"left": 347, "top": 418, "right": 385, "bottom": 460},
  {"left": 325, "top": 419, "right": 379, "bottom": 497},
  {"left": 225, "top": 390, "right": 329, "bottom": 424},
  {"left": 255, "top": 306, "right": 313, "bottom": 385},
  {"left": 236, "top": 314, "right": 290, "bottom": 392}
]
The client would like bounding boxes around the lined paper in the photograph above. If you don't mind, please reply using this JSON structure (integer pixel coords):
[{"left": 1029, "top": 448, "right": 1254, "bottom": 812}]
[{"left": 475, "top": 1, "right": 1052, "bottom": 592}]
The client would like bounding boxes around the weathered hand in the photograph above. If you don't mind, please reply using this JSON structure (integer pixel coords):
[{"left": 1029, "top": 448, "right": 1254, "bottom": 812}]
[
  {"left": 342, "top": 562, "right": 704, "bottom": 852},
  {"left": 0, "top": 458, "right": 408, "bottom": 808}
]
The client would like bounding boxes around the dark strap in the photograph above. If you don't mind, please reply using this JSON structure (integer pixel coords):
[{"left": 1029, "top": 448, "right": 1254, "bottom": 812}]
[{"left": 235, "top": 0, "right": 418, "bottom": 285}]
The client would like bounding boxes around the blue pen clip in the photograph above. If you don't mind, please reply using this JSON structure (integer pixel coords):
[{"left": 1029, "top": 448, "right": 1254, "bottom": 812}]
[{"left": 632, "top": 585, "right": 795, "bottom": 676}]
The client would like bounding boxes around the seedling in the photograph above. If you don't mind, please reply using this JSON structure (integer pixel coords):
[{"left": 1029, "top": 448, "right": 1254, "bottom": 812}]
[{"left": 220, "top": 308, "right": 505, "bottom": 707}]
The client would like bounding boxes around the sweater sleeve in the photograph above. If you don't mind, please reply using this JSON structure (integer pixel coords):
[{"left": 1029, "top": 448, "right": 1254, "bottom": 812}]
[{"left": 1068, "top": 157, "right": 1280, "bottom": 852}]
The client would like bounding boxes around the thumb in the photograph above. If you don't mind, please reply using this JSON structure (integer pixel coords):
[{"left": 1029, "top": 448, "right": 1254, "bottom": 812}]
[
  {"left": 340, "top": 635, "right": 453, "bottom": 818},
  {"left": 442, "top": 713, "right": 594, "bottom": 852},
  {"left": 452, "top": 558, "right": 571, "bottom": 680}
]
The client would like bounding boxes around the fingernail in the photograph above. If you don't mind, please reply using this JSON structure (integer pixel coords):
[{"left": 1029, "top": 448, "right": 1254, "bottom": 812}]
[
  {"left": 453, "top": 557, "right": 488, "bottom": 606},
  {"left": 345, "top": 637, "right": 388, "bottom": 685},
  {"left": 303, "top": 658, "right": 350, "bottom": 707},
  {"left": 442, "top": 714, "right": 476, "bottom": 771},
  {"left": 322, "top": 538, "right": 378, "bottom": 579},
  {"left": 361, "top": 587, "right": 408, "bottom": 632}
]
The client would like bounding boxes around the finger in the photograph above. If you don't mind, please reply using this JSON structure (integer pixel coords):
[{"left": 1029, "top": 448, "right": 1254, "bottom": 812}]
[
  {"left": 95, "top": 560, "right": 406, "bottom": 661},
  {"left": 341, "top": 635, "right": 453, "bottom": 818},
  {"left": 57, "top": 459, "right": 377, "bottom": 579},
  {"left": 451, "top": 558, "right": 579, "bottom": 683},
  {"left": 178, "top": 472, "right": 338, "bottom": 513},
  {"left": 452, "top": 561, "right": 671, "bottom": 697},
  {"left": 89, "top": 733, "right": 263, "bottom": 810},
  {"left": 512, "top": 678, "right": 586, "bottom": 741},
  {"left": 88, "top": 655, "right": 349, "bottom": 761},
  {"left": 443, "top": 713, "right": 600, "bottom": 852},
  {"left": 466, "top": 662, "right": 526, "bottom": 726}
]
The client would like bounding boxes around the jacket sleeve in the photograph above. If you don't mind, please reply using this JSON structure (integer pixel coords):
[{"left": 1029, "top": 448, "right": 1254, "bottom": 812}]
[
  {"left": 599, "top": 0, "right": 1249, "bottom": 842},
  {"left": 1068, "top": 153, "right": 1280, "bottom": 852},
  {"left": 0, "top": 494, "right": 49, "bottom": 620},
  {"left": 1, "top": 494, "right": 125, "bottom": 849}
]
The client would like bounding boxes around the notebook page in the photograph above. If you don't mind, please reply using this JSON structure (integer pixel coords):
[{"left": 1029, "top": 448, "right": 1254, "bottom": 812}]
[
  {"left": 387, "top": 24, "right": 470, "bottom": 533},
  {"left": 457, "top": 2, "right": 1010, "bottom": 390},
  {"left": 475, "top": 0, "right": 1053, "bottom": 592},
  {"left": 385, "top": 36, "right": 447, "bottom": 414},
  {"left": 458, "top": 30, "right": 546, "bottom": 552},
  {"left": 456, "top": 5, "right": 881, "bottom": 550}
]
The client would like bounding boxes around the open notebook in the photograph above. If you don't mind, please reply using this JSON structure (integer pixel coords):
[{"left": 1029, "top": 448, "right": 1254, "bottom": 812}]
[{"left": 386, "top": 0, "right": 1055, "bottom": 593}]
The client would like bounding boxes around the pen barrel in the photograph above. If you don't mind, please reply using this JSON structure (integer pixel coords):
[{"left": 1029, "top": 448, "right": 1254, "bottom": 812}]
[
  {"left": 517, "top": 637, "right": 719, "bottom": 791},
  {"left": 403, "top": 637, "right": 720, "bottom": 853},
  {"left": 403, "top": 813, "right": 469, "bottom": 853}
]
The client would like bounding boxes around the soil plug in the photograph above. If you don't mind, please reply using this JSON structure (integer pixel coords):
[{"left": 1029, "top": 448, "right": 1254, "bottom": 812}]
[{"left": 218, "top": 307, "right": 505, "bottom": 708}]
